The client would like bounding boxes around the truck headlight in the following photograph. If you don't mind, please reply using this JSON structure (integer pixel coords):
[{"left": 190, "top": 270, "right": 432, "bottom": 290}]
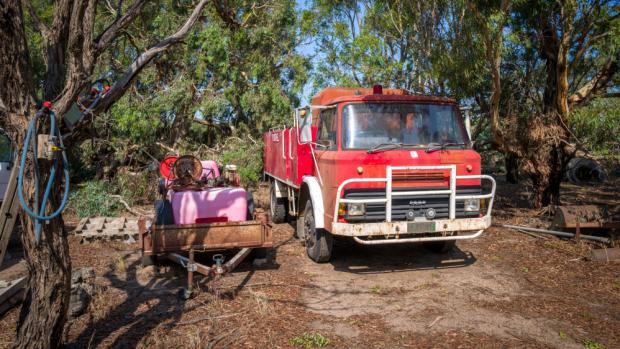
[
  {"left": 463, "top": 199, "right": 480, "bottom": 212},
  {"left": 347, "top": 203, "right": 365, "bottom": 216}
]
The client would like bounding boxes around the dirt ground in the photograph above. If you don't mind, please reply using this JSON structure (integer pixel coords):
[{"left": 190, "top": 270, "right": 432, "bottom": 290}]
[{"left": 0, "top": 178, "right": 618, "bottom": 348}]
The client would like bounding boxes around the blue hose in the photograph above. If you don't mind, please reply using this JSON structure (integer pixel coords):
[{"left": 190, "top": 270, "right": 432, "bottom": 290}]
[{"left": 17, "top": 108, "right": 70, "bottom": 243}]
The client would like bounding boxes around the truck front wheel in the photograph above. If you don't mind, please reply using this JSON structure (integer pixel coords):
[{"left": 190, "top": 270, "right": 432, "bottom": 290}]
[
  {"left": 304, "top": 200, "right": 333, "bottom": 263},
  {"left": 269, "top": 182, "right": 286, "bottom": 223}
]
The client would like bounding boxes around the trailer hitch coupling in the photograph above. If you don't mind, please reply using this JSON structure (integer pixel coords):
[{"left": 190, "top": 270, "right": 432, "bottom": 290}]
[{"left": 213, "top": 254, "right": 225, "bottom": 274}]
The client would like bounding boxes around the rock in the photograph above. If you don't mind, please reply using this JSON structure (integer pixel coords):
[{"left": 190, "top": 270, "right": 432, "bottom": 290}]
[{"left": 69, "top": 267, "right": 96, "bottom": 319}]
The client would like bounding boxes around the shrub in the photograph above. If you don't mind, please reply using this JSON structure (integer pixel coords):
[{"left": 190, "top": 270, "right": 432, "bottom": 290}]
[
  {"left": 111, "top": 169, "right": 158, "bottom": 205},
  {"left": 69, "top": 181, "right": 120, "bottom": 218},
  {"left": 289, "top": 332, "right": 330, "bottom": 348},
  {"left": 220, "top": 137, "right": 264, "bottom": 185},
  {"left": 570, "top": 97, "right": 620, "bottom": 156}
]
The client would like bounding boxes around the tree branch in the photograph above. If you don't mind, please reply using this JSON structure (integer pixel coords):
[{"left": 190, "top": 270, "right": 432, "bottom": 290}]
[
  {"left": 94, "top": 0, "right": 209, "bottom": 112},
  {"left": 95, "top": 0, "right": 148, "bottom": 53},
  {"left": 22, "top": 0, "right": 50, "bottom": 36},
  {"left": 568, "top": 59, "right": 618, "bottom": 106}
]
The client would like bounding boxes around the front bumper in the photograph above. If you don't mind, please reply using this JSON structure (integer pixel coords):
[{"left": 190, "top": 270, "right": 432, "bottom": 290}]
[
  {"left": 332, "top": 216, "right": 490, "bottom": 244},
  {"left": 332, "top": 165, "right": 496, "bottom": 245}
]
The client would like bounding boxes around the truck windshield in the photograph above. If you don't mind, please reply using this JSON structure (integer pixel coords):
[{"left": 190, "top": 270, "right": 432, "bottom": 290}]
[{"left": 342, "top": 103, "right": 468, "bottom": 150}]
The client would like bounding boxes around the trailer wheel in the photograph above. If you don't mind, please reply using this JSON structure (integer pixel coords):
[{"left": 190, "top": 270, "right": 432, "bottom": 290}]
[
  {"left": 270, "top": 182, "right": 286, "bottom": 223},
  {"left": 141, "top": 254, "right": 158, "bottom": 267},
  {"left": 304, "top": 200, "right": 333, "bottom": 263}
]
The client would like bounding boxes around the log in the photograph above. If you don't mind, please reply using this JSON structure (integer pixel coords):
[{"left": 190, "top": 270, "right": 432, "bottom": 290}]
[{"left": 587, "top": 248, "right": 620, "bottom": 262}]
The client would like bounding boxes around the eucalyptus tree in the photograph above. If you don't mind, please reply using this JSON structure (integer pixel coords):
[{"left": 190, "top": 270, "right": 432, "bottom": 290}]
[
  {"left": 470, "top": 0, "right": 619, "bottom": 206},
  {"left": 86, "top": 0, "right": 309, "bottom": 182},
  {"left": 307, "top": 0, "right": 619, "bottom": 207},
  {"left": 0, "top": 0, "right": 209, "bottom": 347}
]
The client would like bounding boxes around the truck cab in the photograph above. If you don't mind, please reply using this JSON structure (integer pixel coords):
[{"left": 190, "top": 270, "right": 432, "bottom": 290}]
[{"left": 263, "top": 86, "right": 495, "bottom": 262}]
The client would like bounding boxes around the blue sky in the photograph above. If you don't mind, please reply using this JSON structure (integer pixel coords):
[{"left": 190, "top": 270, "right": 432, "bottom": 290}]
[{"left": 295, "top": 0, "right": 317, "bottom": 106}]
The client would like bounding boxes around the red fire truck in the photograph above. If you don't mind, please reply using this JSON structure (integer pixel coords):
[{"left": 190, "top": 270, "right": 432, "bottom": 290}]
[{"left": 263, "top": 86, "right": 496, "bottom": 262}]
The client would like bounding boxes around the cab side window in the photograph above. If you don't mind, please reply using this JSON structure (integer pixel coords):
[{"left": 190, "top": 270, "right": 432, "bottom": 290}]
[{"left": 316, "top": 108, "right": 337, "bottom": 150}]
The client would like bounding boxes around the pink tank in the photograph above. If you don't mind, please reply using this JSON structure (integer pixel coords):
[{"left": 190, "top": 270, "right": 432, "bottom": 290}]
[{"left": 169, "top": 187, "right": 247, "bottom": 225}]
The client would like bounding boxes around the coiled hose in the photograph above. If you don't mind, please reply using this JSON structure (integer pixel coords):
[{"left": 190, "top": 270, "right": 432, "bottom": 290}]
[{"left": 17, "top": 106, "right": 70, "bottom": 243}]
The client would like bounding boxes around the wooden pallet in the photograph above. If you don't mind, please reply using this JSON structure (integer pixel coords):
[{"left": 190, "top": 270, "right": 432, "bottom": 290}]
[
  {"left": 0, "top": 165, "right": 20, "bottom": 267},
  {"left": 0, "top": 277, "right": 25, "bottom": 315},
  {"left": 72, "top": 216, "right": 139, "bottom": 242}
]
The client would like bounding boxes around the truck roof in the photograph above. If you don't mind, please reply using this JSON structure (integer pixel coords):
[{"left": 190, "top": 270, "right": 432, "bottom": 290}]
[{"left": 311, "top": 87, "right": 457, "bottom": 106}]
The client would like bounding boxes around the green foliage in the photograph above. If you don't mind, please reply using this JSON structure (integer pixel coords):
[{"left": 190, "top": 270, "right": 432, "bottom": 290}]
[
  {"left": 582, "top": 339, "right": 604, "bottom": 349},
  {"left": 220, "top": 136, "right": 264, "bottom": 185},
  {"left": 74, "top": 0, "right": 310, "bottom": 187},
  {"left": 69, "top": 181, "right": 120, "bottom": 218},
  {"left": 570, "top": 98, "right": 620, "bottom": 156},
  {"left": 305, "top": 0, "right": 488, "bottom": 99},
  {"left": 289, "top": 332, "right": 330, "bottom": 348},
  {"left": 370, "top": 285, "right": 383, "bottom": 294},
  {"left": 111, "top": 170, "right": 158, "bottom": 206}
]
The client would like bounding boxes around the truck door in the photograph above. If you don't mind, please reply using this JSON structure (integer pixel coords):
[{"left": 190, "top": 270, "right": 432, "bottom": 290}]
[
  {"left": 314, "top": 107, "right": 339, "bottom": 224},
  {"left": 0, "top": 132, "right": 12, "bottom": 202},
  {"left": 288, "top": 127, "right": 297, "bottom": 184},
  {"left": 284, "top": 128, "right": 291, "bottom": 182}
]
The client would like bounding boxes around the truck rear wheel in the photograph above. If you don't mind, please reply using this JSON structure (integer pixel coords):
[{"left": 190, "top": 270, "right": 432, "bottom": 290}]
[
  {"left": 304, "top": 200, "right": 333, "bottom": 263},
  {"left": 269, "top": 182, "right": 286, "bottom": 223}
]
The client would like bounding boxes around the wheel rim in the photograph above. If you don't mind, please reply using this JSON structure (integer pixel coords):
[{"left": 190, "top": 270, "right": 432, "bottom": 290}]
[
  {"left": 304, "top": 210, "right": 316, "bottom": 249},
  {"left": 270, "top": 186, "right": 276, "bottom": 216}
]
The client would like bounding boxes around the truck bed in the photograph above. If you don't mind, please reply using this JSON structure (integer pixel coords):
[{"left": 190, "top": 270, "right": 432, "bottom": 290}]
[{"left": 263, "top": 128, "right": 313, "bottom": 188}]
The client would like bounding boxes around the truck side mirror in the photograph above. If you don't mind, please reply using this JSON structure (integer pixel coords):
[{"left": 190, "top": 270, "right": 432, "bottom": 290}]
[
  {"left": 459, "top": 106, "right": 472, "bottom": 140},
  {"left": 297, "top": 108, "right": 312, "bottom": 144}
]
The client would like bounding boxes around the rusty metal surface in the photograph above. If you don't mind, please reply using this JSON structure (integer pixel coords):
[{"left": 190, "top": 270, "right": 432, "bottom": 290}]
[
  {"left": 223, "top": 248, "right": 252, "bottom": 273},
  {"left": 587, "top": 247, "right": 620, "bottom": 262},
  {"left": 331, "top": 216, "right": 491, "bottom": 237},
  {"left": 553, "top": 205, "right": 610, "bottom": 228},
  {"left": 353, "top": 230, "right": 483, "bottom": 245},
  {"left": 167, "top": 253, "right": 213, "bottom": 277},
  {"left": 140, "top": 218, "right": 272, "bottom": 255}
]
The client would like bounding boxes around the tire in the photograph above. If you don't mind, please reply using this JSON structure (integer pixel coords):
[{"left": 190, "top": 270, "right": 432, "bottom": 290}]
[
  {"left": 141, "top": 254, "right": 157, "bottom": 267},
  {"left": 252, "top": 247, "right": 268, "bottom": 260},
  {"left": 246, "top": 191, "right": 255, "bottom": 220},
  {"left": 269, "top": 182, "right": 287, "bottom": 223},
  {"left": 566, "top": 158, "right": 606, "bottom": 185},
  {"left": 304, "top": 200, "right": 333, "bottom": 263}
]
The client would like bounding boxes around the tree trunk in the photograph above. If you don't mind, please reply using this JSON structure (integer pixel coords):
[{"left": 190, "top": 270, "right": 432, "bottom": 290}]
[
  {"left": 529, "top": 146, "right": 568, "bottom": 208},
  {"left": 2, "top": 0, "right": 211, "bottom": 346},
  {"left": 1, "top": 2, "right": 72, "bottom": 348},
  {"left": 14, "top": 155, "right": 71, "bottom": 349},
  {"left": 505, "top": 153, "right": 519, "bottom": 184}
]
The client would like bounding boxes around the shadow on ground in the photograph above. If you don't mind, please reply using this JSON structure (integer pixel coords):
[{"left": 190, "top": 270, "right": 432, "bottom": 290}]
[
  {"left": 67, "top": 255, "right": 189, "bottom": 348},
  {"left": 329, "top": 239, "right": 477, "bottom": 274}
]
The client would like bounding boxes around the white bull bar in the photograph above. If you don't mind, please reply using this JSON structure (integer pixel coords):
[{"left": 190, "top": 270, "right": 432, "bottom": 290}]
[{"left": 332, "top": 165, "right": 496, "bottom": 245}]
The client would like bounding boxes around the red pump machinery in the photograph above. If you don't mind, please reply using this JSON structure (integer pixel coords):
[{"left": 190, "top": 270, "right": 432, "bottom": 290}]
[{"left": 263, "top": 86, "right": 496, "bottom": 262}]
